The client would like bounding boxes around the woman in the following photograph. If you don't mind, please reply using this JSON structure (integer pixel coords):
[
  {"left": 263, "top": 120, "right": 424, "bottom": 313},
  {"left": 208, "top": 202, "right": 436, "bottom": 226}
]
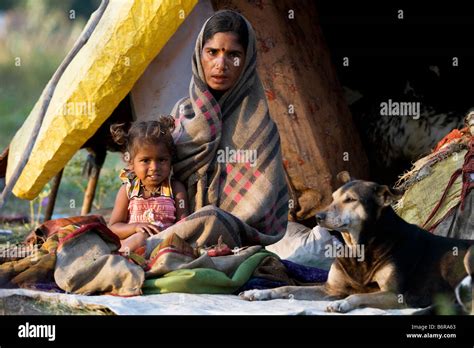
[{"left": 147, "top": 10, "right": 288, "bottom": 269}]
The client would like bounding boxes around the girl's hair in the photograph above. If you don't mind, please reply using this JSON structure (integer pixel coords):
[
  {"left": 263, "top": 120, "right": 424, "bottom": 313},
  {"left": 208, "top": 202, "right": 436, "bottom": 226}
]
[
  {"left": 203, "top": 10, "right": 249, "bottom": 53},
  {"left": 110, "top": 115, "right": 176, "bottom": 161}
]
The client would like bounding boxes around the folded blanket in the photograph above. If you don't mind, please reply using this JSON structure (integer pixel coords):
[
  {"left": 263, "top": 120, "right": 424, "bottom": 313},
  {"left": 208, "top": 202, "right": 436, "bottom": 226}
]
[
  {"left": 143, "top": 205, "right": 288, "bottom": 279},
  {"left": 237, "top": 258, "right": 329, "bottom": 293},
  {"left": 143, "top": 236, "right": 329, "bottom": 295},
  {"left": 54, "top": 223, "right": 144, "bottom": 296},
  {"left": 143, "top": 250, "right": 273, "bottom": 294},
  {"left": 280, "top": 260, "right": 329, "bottom": 283}
]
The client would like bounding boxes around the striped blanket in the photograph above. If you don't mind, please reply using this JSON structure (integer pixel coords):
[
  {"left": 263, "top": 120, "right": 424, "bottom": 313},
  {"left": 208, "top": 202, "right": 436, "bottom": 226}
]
[{"left": 152, "top": 12, "right": 288, "bottom": 264}]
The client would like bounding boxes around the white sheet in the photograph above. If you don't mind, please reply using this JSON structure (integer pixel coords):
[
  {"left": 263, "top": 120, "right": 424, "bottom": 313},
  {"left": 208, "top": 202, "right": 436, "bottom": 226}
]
[{"left": 0, "top": 289, "right": 420, "bottom": 315}]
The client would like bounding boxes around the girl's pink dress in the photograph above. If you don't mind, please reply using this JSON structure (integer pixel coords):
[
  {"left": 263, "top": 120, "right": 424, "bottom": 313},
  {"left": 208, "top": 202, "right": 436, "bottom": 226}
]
[{"left": 119, "top": 169, "right": 176, "bottom": 229}]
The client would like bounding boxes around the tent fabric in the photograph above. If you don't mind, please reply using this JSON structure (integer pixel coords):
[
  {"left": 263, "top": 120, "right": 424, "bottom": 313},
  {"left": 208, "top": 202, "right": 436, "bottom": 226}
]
[
  {"left": 131, "top": 0, "right": 214, "bottom": 120},
  {"left": 6, "top": 0, "right": 198, "bottom": 199}
]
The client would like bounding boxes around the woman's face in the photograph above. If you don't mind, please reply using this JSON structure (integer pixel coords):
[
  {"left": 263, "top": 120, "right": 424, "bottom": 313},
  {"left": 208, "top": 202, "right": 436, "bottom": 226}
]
[{"left": 201, "top": 32, "right": 246, "bottom": 92}]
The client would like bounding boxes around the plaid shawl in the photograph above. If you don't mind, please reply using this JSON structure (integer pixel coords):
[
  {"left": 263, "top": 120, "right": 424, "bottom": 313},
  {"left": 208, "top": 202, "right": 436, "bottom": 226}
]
[{"left": 168, "top": 11, "right": 288, "bottom": 249}]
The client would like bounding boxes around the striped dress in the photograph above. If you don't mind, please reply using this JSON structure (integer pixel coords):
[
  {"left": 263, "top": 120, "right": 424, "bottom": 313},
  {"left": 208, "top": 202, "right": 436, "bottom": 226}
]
[{"left": 119, "top": 169, "right": 176, "bottom": 230}]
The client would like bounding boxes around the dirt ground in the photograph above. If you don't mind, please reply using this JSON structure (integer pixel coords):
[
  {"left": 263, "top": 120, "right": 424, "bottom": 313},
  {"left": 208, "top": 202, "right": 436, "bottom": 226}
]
[{"left": 0, "top": 294, "right": 114, "bottom": 315}]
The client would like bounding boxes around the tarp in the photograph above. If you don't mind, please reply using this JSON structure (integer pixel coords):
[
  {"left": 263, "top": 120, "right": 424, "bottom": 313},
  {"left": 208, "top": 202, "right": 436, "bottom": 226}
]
[
  {"left": 6, "top": 0, "right": 198, "bottom": 200},
  {"left": 0, "top": 289, "right": 421, "bottom": 315}
]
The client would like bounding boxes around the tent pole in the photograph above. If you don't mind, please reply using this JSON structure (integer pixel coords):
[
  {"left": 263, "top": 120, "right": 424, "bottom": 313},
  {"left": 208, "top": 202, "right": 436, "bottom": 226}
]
[
  {"left": 81, "top": 149, "right": 106, "bottom": 215},
  {"left": 81, "top": 166, "right": 101, "bottom": 216},
  {"left": 44, "top": 169, "right": 64, "bottom": 221}
]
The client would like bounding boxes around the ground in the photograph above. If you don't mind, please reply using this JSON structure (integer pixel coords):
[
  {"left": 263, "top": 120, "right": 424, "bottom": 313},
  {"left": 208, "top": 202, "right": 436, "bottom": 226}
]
[{"left": 0, "top": 295, "right": 113, "bottom": 315}]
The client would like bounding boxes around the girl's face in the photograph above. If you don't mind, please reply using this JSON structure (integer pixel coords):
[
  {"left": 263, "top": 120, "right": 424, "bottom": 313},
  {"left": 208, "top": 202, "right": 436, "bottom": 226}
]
[
  {"left": 201, "top": 32, "right": 246, "bottom": 92},
  {"left": 130, "top": 142, "right": 172, "bottom": 189}
]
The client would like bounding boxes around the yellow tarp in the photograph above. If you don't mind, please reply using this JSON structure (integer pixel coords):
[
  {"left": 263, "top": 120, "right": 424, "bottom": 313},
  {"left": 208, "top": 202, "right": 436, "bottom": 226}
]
[
  {"left": 395, "top": 150, "right": 466, "bottom": 229},
  {"left": 6, "top": 0, "right": 198, "bottom": 200}
]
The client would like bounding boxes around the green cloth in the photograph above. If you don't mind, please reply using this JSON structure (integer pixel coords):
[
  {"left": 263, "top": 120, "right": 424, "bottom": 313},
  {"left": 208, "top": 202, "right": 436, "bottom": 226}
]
[
  {"left": 396, "top": 150, "right": 466, "bottom": 229},
  {"left": 142, "top": 251, "right": 273, "bottom": 294}
]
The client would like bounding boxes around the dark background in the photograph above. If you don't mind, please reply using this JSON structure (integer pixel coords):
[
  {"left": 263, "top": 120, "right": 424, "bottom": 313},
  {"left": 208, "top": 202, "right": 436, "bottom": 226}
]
[
  {"left": 316, "top": 1, "right": 474, "bottom": 183},
  {"left": 317, "top": 1, "right": 473, "bottom": 112}
]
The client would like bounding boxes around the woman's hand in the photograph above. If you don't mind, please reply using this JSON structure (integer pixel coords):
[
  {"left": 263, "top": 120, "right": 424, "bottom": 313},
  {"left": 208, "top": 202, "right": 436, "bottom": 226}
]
[{"left": 134, "top": 223, "right": 161, "bottom": 236}]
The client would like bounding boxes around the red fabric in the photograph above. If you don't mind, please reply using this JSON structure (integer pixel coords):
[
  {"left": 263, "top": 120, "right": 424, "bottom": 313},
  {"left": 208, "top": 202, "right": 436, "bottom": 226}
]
[
  {"left": 24, "top": 215, "right": 106, "bottom": 245},
  {"left": 57, "top": 222, "right": 121, "bottom": 251},
  {"left": 433, "top": 127, "right": 468, "bottom": 152}
]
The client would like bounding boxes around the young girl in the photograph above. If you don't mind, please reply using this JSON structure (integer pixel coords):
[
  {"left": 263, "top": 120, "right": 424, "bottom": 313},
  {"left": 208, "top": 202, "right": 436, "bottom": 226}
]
[{"left": 108, "top": 116, "right": 189, "bottom": 253}]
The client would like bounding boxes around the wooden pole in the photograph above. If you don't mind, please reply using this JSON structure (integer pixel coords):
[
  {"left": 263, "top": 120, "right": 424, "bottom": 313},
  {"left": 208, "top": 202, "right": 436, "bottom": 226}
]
[
  {"left": 44, "top": 169, "right": 63, "bottom": 221},
  {"left": 81, "top": 164, "right": 102, "bottom": 216}
]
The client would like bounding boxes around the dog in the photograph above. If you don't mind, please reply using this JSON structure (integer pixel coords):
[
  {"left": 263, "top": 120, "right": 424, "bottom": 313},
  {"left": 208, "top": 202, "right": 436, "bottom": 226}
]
[{"left": 240, "top": 172, "right": 474, "bottom": 313}]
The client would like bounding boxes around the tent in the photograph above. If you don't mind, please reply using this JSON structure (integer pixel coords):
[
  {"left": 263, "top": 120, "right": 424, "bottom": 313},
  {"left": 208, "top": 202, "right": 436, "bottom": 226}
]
[{"left": 0, "top": 0, "right": 369, "bottom": 222}]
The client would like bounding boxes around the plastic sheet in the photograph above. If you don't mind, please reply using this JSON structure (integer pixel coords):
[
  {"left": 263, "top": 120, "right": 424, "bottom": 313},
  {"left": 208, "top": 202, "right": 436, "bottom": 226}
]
[{"left": 6, "top": 0, "right": 198, "bottom": 199}]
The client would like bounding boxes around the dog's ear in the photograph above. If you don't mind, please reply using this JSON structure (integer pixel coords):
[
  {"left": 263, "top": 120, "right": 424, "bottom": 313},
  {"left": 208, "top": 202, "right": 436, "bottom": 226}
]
[
  {"left": 465, "top": 246, "right": 474, "bottom": 276},
  {"left": 376, "top": 185, "right": 403, "bottom": 206},
  {"left": 337, "top": 171, "right": 352, "bottom": 185}
]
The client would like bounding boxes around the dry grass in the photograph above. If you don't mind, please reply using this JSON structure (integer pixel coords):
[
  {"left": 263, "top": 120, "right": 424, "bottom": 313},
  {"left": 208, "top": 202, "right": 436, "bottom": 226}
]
[{"left": 0, "top": 295, "right": 114, "bottom": 315}]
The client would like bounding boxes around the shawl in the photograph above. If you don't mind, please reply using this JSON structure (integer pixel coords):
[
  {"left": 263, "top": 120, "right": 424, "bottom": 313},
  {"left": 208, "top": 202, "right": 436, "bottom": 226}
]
[{"left": 165, "top": 11, "right": 288, "bottom": 248}]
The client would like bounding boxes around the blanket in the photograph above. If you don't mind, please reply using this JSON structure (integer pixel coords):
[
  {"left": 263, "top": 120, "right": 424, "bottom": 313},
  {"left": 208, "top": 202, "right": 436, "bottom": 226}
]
[
  {"left": 143, "top": 250, "right": 272, "bottom": 294},
  {"left": 0, "top": 217, "right": 297, "bottom": 297},
  {"left": 0, "top": 216, "right": 144, "bottom": 296}
]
